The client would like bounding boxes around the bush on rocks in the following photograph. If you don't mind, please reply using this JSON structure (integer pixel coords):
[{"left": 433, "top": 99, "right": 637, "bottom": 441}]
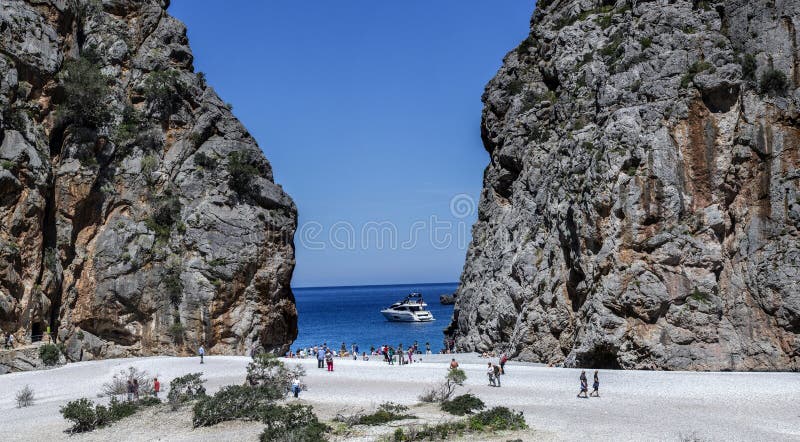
[
  {"left": 440, "top": 394, "right": 485, "bottom": 416},
  {"left": 167, "top": 372, "right": 206, "bottom": 409},
  {"left": 39, "top": 343, "right": 62, "bottom": 366}
]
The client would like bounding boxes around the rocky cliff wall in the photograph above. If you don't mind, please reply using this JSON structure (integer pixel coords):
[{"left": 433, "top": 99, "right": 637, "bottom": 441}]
[
  {"left": 0, "top": 0, "right": 297, "bottom": 360},
  {"left": 447, "top": 0, "right": 800, "bottom": 370}
]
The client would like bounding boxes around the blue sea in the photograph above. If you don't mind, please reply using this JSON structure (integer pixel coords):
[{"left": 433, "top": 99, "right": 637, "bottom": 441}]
[{"left": 292, "top": 282, "right": 457, "bottom": 354}]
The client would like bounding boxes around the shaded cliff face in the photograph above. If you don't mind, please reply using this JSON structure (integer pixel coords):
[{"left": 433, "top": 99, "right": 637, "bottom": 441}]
[
  {"left": 447, "top": 0, "right": 800, "bottom": 370},
  {"left": 0, "top": 0, "right": 297, "bottom": 360}
]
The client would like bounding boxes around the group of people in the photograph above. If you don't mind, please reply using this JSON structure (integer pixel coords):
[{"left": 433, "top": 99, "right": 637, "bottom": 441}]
[
  {"left": 486, "top": 353, "right": 508, "bottom": 387},
  {"left": 290, "top": 341, "right": 436, "bottom": 366},
  {"left": 124, "top": 377, "right": 161, "bottom": 401},
  {"left": 577, "top": 370, "right": 600, "bottom": 398}
]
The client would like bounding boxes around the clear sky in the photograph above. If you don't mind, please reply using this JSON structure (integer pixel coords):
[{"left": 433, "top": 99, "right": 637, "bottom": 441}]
[{"left": 168, "top": 1, "right": 535, "bottom": 288}]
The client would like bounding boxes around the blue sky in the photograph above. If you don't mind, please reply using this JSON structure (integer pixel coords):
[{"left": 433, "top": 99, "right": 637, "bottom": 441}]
[{"left": 169, "top": 1, "right": 535, "bottom": 287}]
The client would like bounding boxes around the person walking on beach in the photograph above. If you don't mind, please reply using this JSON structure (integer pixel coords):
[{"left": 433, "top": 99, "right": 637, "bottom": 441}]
[
  {"left": 500, "top": 353, "right": 508, "bottom": 374},
  {"left": 577, "top": 371, "right": 589, "bottom": 398},
  {"left": 198, "top": 345, "right": 205, "bottom": 364},
  {"left": 487, "top": 362, "right": 497, "bottom": 387},
  {"left": 153, "top": 377, "right": 160, "bottom": 397},
  {"left": 493, "top": 364, "right": 502, "bottom": 387},
  {"left": 291, "top": 377, "right": 301, "bottom": 398},
  {"left": 317, "top": 346, "right": 325, "bottom": 368},
  {"left": 325, "top": 349, "right": 334, "bottom": 371},
  {"left": 388, "top": 346, "right": 395, "bottom": 365},
  {"left": 408, "top": 347, "right": 414, "bottom": 364},
  {"left": 450, "top": 358, "right": 459, "bottom": 369},
  {"left": 425, "top": 342, "right": 431, "bottom": 355},
  {"left": 590, "top": 370, "right": 600, "bottom": 397},
  {"left": 340, "top": 342, "right": 347, "bottom": 357}
]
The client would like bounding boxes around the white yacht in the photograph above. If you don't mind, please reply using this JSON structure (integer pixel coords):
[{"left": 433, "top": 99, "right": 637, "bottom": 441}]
[{"left": 381, "top": 293, "right": 435, "bottom": 322}]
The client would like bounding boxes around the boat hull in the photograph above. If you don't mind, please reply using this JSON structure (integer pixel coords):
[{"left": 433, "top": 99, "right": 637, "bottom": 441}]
[{"left": 381, "top": 309, "right": 435, "bottom": 322}]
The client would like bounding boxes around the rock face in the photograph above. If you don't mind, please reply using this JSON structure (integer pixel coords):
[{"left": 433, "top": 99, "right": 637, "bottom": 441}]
[
  {"left": 447, "top": 0, "right": 800, "bottom": 370},
  {"left": 0, "top": 0, "right": 298, "bottom": 360}
]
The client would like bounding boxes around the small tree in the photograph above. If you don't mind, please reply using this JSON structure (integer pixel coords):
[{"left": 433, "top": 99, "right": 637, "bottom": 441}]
[
  {"left": 245, "top": 353, "right": 306, "bottom": 397},
  {"left": 102, "top": 366, "right": 154, "bottom": 398},
  {"left": 56, "top": 55, "right": 112, "bottom": 128},
  {"left": 419, "top": 368, "right": 466, "bottom": 403},
  {"left": 15, "top": 385, "right": 34, "bottom": 408}
]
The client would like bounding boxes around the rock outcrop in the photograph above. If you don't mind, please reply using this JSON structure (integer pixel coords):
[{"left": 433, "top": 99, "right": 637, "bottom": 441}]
[
  {"left": 447, "top": 0, "right": 800, "bottom": 370},
  {"left": 0, "top": 0, "right": 297, "bottom": 360}
]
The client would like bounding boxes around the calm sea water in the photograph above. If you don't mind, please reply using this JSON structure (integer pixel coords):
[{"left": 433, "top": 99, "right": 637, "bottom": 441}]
[{"left": 293, "top": 282, "right": 457, "bottom": 354}]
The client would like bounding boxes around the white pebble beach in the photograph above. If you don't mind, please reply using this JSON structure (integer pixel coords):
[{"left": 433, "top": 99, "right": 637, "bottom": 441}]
[{"left": 1, "top": 354, "right": 798, "bottom": 441}]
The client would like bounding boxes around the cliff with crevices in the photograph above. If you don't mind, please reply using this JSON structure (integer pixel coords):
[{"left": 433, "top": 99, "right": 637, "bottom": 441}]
[
  {"left": 446, "top": 0, "right": 800, "bottom": 370},
  {"left": 0, "top": 0, "right": 297, "bottom": 361}
]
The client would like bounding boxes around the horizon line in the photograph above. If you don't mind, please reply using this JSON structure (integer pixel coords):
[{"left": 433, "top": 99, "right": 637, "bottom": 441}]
[{"left": 292, "top": 281, "right": 459, "bottom": 290}]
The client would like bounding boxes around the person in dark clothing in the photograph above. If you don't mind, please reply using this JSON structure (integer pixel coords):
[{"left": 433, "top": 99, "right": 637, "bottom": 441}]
[
  {"left": 577, "top": 371, "right": 589, "bottom": 398},
  {"left": 590, "top": 370, "right": 600, "bottom": 397},
  {"left": 126, "top": 380, "right": 134, "bottom": 402},
  {"left": 133, "top": 379, "right": 140, "bottom": 400}
]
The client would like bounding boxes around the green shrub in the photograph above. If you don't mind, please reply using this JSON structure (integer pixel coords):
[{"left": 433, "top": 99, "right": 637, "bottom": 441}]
[
  {"left": 468, "top": 407, "right": 527, "bottom": 431},
  {"left": 0, "top": 160, "right": 14, "bottom": 170},
  {"left": 138, "top": 396, "right": 162, "bottom": 407},
  {"left": 141, "top": 154, "right": 158, "bottom": 185},
  {"left": 60, "top": 398, "right": 103, "bottom": 433},
  {"left": 760, "top": 69, "right": 788, "bottom": 96},
  {"left": 193, "top": 384, "right": 278, "bottom": 427},
  {"left": 143, "top": 69, "right": 183, "bottom": 119},
  {"left": 741, "top": 54, "right": 757, "bottom": 81},
  {"left": 356, "top": 402, "right": 414, "bottom": 425},
  {"left": 145, "top": 193, "right": 182, "bottom": 242},
  {"left": 108, "top": 397, "right": 138, "bottom": 421},
  {"left": 680, "top": 60, "right": 715, "bottom": 88},
  {"left": 441, "top": 394, "right": 485, "bottom": 416},
  {"left": 194, "top": 151, "right": 217, "bottom": 169},
  {"left": 167, "top": 373, "right": 206, "bottom": 409},
  {"left": 39, "top": 343, "right": 61, "bottom": 366},
  {"left": 640, "top": 37, "right": 652, "bottom": 49},
  {"left": 259, "top": 404, "right": 329, "bottom": 442},
  {"left": 227, "top": 150, "right": 262, "bottom": 197},
  {"left": 168, "top": 321, "right": 186, "bottom": 342},
  {"left": 56, "top": 54, "right": 112, "bottom": 128},
  {"left": 164, "top": 264, "right": 183, "bottom": 306},
  {"left": 114, "top": 105, "right": 145, "bottom": 145}
]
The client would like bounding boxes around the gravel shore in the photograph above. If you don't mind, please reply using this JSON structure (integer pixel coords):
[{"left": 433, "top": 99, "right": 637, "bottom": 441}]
[{"left": 0, "top": 354, "right": 797, "bottom": 441}]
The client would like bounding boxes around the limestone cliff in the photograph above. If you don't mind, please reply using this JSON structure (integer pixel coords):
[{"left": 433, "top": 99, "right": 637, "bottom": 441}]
[
  {"left": 447, "top": 0, "right": 800, "bottom": 370},
  {"left": 0, "top": 0, "right": 298, "bottom": 360}
]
